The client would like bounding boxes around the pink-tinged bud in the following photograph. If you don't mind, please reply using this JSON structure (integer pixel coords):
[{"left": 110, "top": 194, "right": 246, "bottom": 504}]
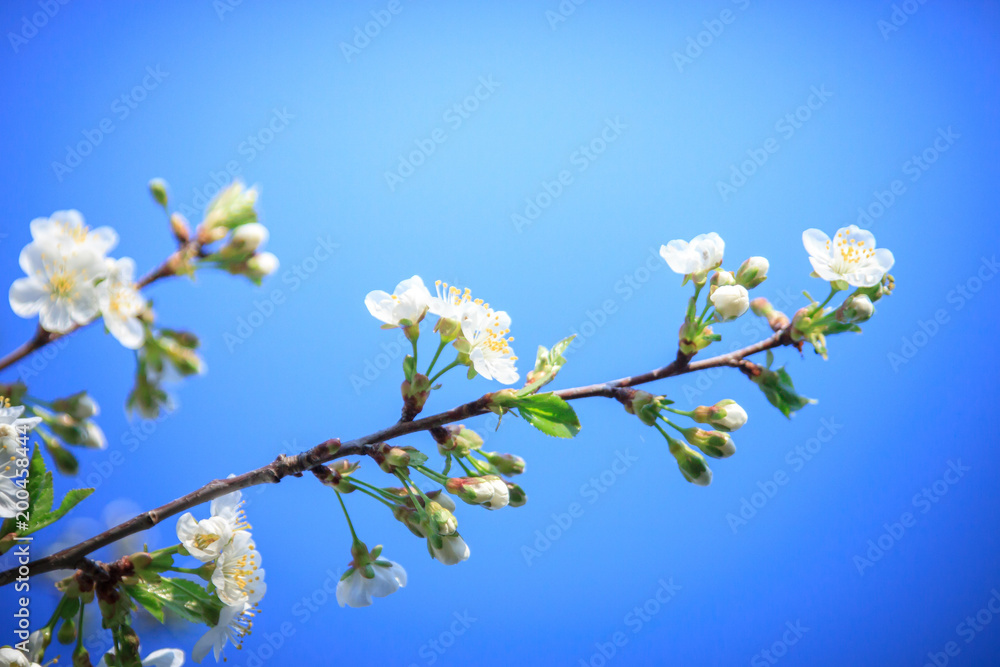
[
  {"left": 446, "top": 476, "right": 495, "bottom": 505},
  {"left": 750, "top": 298, "right": 790, "bottom": 332},
  {"left": 691, "top": 399, "right": 747, "bottom": 432}
]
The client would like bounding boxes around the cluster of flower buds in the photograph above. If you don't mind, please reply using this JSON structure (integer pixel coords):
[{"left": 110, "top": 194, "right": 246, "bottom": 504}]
[
  {"left": 126, "top": 326, "right": 203, "bottom": 419},
  {"left": 620, "top": 389, "right": 748, "bottom": 486},
  {"left": 0, "top": 386, "right": 103, "bottom": 476},
  {"left": 662, "top": 233, "right": 772, "bottom": 355},
  {"left": 181, "top": 181, "right": 280, "bottom": 284}
]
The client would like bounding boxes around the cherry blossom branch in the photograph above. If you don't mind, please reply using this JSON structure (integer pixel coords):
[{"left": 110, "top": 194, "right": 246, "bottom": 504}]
[
  {"left": 0, "top": 239, "right": 202, "bottom": 374},
  {"left": 0, "top": 326, "right": 794, "bottom": 587}
]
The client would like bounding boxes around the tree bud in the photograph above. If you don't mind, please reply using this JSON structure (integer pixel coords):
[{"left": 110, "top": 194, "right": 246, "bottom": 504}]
[
  {"left": 736, "top": 256, "right": 769, "bottom": 288},
  {"left": 483, "top": 451, "right": 526, "bottom": 476}
]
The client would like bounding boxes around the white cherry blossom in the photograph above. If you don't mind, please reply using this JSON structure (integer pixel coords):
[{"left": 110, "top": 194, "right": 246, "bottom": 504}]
[
  {"left": 97, "top": 257, "right": 147, "bottom": 350},
  {"left": 9, "top": 239, "right": 107, "bottom": 333},
  {"left": 660, "top": 233, "right": 725, "bottom": 281},
  {"left": 336, "top": 560, "right": 407, "bottom": 608},
  {"left": 191, "top": 602, "right": 255, "bottom": 663},
  {"left": 710, "top": 284, "right": 750, "bottom": 320},
  {"left": 802, "top": 225, "right": 894, "bottom": 287},
  {"left": 211, "top": 531, "right": 266, "bottom": 606},
  {"left": 365, "top": 275, "right": 432, "bottom": 328},
  {"left": 459, "top": 301, "right": 518, "bottom": 384}
]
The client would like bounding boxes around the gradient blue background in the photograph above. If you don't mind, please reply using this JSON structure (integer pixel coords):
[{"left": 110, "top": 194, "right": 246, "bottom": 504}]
[{"left": 2, "top": 1, "right": 999, "bottom": 665}]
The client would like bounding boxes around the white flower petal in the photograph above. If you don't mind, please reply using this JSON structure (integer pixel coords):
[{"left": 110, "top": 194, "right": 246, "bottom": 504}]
[
  {"left": 802, "top": 228, "right": 832, "bottom": 260},
  {"left": 9, "top": 278, "right": 47, "bottom": 317}
]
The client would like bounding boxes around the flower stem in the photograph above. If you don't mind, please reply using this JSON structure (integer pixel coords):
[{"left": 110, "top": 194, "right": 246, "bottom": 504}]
[
  {"left": 75, "top": 597, "right": 85, "bottom": 652},
  {"left": 816, "top": 285, "right": 839, "bottom": 311},
  {"left": 429, "top": 359, "right": 461, "bottom": 385},
  {"left": 410, "top": 338, "right": 419, "bottom": 370},
  {"left": 348, "top": 477, "right": 405, "bottom": 504},
  {"left": 456, "top": 457, "right": 475, "bottom": 476},
  {"left": 45, "top": 595, "right": 67, "bottom": 628},
  {"left": 351, "top": 485, "right": 399, "bottom": 510},
  {"left": 664, "top": 406, "right": 694, "bottom": 417},
  {"left": 167, "top": 566, "right": 204, "bottom": 575},
  {"left": 442, "top": 453, "right": 452, "bottom": 476},
  {"left": 425, "top": 339, "right": 448, "bottom": 376},
  {"left": 334, "top": 491, "right": 359, "bottom": 543},
  {"left": 414, "top": 464, "right": 449, "bottom": 485}
]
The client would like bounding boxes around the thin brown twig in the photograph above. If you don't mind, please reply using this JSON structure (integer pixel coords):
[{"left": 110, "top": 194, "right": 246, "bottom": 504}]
[{"left": 0, "top": 327, "right": 792, "bottom": 587}]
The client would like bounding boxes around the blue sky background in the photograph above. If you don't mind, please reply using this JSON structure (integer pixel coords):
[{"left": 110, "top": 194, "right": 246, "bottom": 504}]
[{"left": 1, "top": 1, "right": 999, "bottom": 665}]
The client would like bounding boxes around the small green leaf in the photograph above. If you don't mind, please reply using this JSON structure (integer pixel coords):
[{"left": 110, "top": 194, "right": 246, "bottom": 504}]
[
  {"left": 751, "top": 365, "right": 816, "bottom": 418},
  {"left": 403, "top": 355, "right": 416, "bottom": 382},
  {"left": 27, "top": 487, "right": 95, "bottom": 534},
  {"left": 516, "top": 393, "right": 581, "bottom": 438},
  {"left": 27, "top": 443, "right": 53, "bottom": 516},
  {"left": 518, "top": 335, "right": 575, "bottom": 396}
]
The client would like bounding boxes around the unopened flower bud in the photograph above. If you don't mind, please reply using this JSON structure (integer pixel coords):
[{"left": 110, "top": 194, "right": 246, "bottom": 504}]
[
  {"left": 245, "top": 252, "right": 279, "bottom": 281},
  {"left": 128, "top": 553, "right": 153, "bottom": 571},
  {"left": 505, "top": 482, "right": 527, "bottom": 507},
  {"left": 148, "top": 178, "right": 169, "bottom": 208},
  {"left": 83, "top": 422, "right": 106, "bottom": 449},
  {"left": 57, "top": 618, "right": 77, "bottom": 644},
  {"left": 377, "top": 446, "right": 411, "bottom": 474},
  {"left": 52, "top": 392, "right": 99, "bottom": 421},
  {"left": 392, "top": 505, "right": 426, "bottom": 538},
  {"left": 736, "top": 256, "right": 769, "bottom": 288},
  {"left": 425, "top": 501, "right": 458, "bottom": 536},
  {"left": 432, "top": 424, "right": 483, "bottom": 457},
  {"left": 170, "top": 212, "right": 191, "bottom": 243},
  {"left": 622, "top": 390, "right": 663, "bottom": 426},
  {"left": 668, "top": 439, "right": 712, "bottom": 486},
  {"left": 227, "top": 222, "right": 269, "bottom": 253},
  {"left": 711, "top": 285, "right": 750, "bottom": 321},
  {"left": 426, "top": 488, "right": 457, "bottom": 512},
  {"left": 691, "top": 399, "right": 747, "bottom": 432},
  {"left": 750, "top": 297, "right": 790, "bottom": 332},
  {"left": 74, "top": 645, "right": 93, "bottom": 667},
  {"left": 197, "top": 224, "right": 229, "bottom": 245},
  {"left": 204, "top": 180, "right": 258, "bottom": 229},
  {"left": 835, "top": 294, "right": 875, "bottom": 324},
  {"left": 678, "top": 322, "right": 720, "bottom": 356},
  {"left": 483, "top": 451, "right": 526, "bottom": 476},
  {"left": 709, "top": 270, "right": 736, "bottom": 296},
  {"left": 482, "top": 475, "right": 509, "bottom": 510},
  {"left": 790, "top": 307, "right": 813, "bottom": 342},
  {"left": 681, "top": 426, "right": 736, "bottom": 459},
  {"left": 446, "top": 476, "right": 495, "bottom": 505}
]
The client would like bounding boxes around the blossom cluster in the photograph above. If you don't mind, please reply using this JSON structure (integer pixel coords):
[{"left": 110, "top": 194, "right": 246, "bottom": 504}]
[
  {"left": 9, "top": 211, "right": 147, "bottom": 348},
  {"left": 366, "top": 276, "right": 519, "bottom": 384},
  {"left": 175, "top": 486, "right": 266, "bottom": 663}
]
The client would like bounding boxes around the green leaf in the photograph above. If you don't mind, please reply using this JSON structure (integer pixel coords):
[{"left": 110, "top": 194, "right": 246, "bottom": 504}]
[
  {"left": 27, "top": 487, "right": 95, "bottom": 534},
  {"left": 518, "top": 335, "right": 575, "bottom": 396},
  {"left": 516, "top": 393, "right": 581, "bottom": 438},
  {"left": 403, "top": 355, "right": 416, "bottom": 382},
  {"left": 27, "top": 443, "right": 53, "bottom": 516},
  {"left": 125, "top": 583, "right": 165, "bottom": 623},
  {"left": 136, "top": 577, "right": 223, "bottom": 627},
  {"left": 751, "top": 366, "right": 816, "bottom": 418}
]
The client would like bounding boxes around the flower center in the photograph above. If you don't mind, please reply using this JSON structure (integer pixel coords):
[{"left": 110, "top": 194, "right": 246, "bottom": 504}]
[
  {"left": 194, "top": 534, "right": 221, "bottom": 550},
  {"left": 827, "top": 230, "right": 876, "bottom": 271}
]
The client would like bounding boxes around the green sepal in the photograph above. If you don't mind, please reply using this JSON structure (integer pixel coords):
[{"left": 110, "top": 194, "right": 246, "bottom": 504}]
[{"left": 403, "top": 355, "right": 417, "bottom": 382}]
